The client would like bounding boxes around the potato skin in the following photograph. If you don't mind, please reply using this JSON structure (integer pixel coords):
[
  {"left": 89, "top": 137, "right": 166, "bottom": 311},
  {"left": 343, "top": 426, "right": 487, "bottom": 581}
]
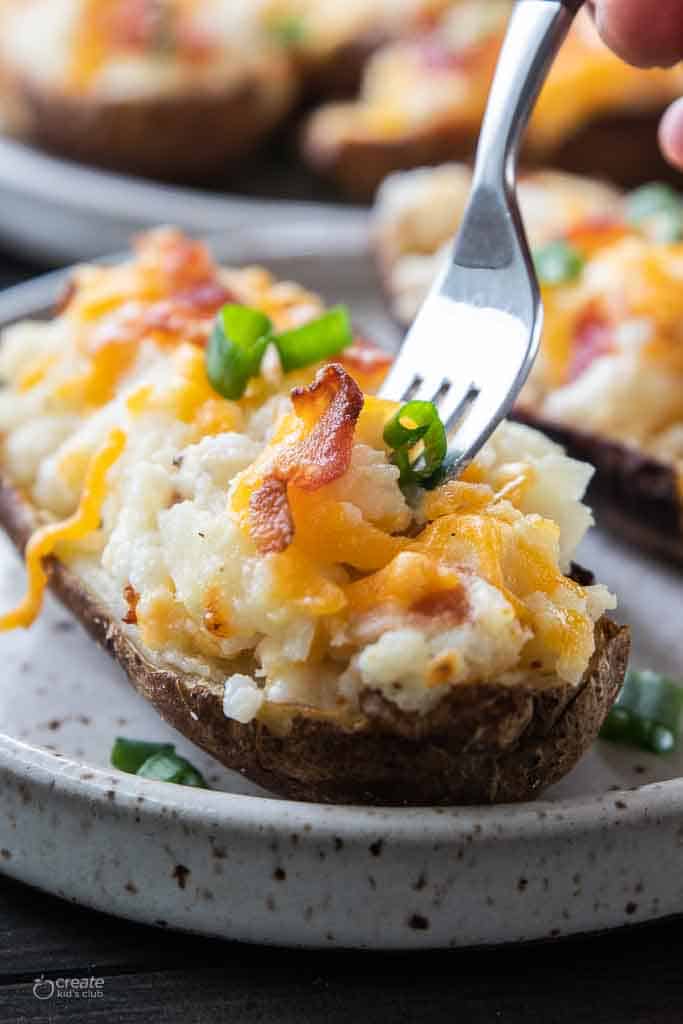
[
  {"left": 305, "top": 111, "right": 677, "bottom": 202},
  {"left": 9, "top": 64, "right": 296, "bottom": 180},
  {"left": 514, "top": 411, "right": 683, "bottom": 566},
  {"left": 296, "top": 31, "right": 391, "bottom": 100},
  {"left": 0, "top": 472, "right": 629, "bottom": 805}
]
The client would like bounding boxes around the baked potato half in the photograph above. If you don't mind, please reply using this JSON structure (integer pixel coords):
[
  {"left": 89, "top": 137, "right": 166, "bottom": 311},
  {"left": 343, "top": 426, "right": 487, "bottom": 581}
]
[
  {"left": 0, "top": 0, "right": 297, "bottom": 179},
  {"left": 374, "top": 164, "right": 683, "bottom": 563},
  {"left": 262, "top": 0, "right": 451, "bottom": 99},
  {"left": 0, "top": 229, "right": 628, "bottom": 805},
  {"left": 304, "top": 2, "right": 683, "bottom": 200}
]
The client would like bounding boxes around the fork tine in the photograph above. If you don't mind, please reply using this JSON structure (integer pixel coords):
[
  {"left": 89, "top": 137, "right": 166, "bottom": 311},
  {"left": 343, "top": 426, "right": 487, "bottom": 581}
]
[
  {"left": 446, "top": 388, "right": 508, "bottom": 476},
  {"left": 380, "top": 363, "right": 420, "bottom": 405},
  {"left": 408, "top": 375, "right": 449, "bottom": 405},
  {"left": 436, "top": 381, "right": 479, "bottom": 433}
]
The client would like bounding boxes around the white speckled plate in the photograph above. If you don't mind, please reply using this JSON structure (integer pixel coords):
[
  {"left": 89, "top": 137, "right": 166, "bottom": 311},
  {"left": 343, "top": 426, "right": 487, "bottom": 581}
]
[{"left": 1, "top": 231, "right": 682, "bottom": 949}]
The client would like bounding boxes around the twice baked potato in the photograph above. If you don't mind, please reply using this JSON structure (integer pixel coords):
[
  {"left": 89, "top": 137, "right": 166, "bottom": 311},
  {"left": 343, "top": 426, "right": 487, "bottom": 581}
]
[
  {"left": 374, "top": 164, "right": 683, "bottom": 563},
  {"left": 262, "top": 0, "right": 451, "bottom": 98},
  {"left": 304, "top": 1, "right": 683, "bottom": 199},
  {"left": 0, "top": 0, "right": 297, "bottom": 179},
  {"left": 0, "top": 229, "right": 628, "bottom": 805}
]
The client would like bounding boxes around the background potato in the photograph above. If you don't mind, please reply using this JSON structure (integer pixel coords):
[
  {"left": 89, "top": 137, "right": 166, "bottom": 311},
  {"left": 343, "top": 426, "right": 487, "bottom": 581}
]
[{"left": 10, "top": 61, "right": 296, "bottom": 180}]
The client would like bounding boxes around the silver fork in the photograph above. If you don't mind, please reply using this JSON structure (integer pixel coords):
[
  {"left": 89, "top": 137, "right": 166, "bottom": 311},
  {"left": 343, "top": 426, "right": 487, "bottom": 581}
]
[{"left": 379, "top": 0, "right": 584, "bottom": 475}]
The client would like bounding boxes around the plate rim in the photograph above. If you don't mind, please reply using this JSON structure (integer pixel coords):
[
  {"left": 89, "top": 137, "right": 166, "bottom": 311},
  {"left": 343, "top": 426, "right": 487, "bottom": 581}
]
[
  {"left": 0, "top": 136, "right": 366, "bottom": 230},
  {"left": 2, "top": 731, "right": 682, "bottom": 839}
]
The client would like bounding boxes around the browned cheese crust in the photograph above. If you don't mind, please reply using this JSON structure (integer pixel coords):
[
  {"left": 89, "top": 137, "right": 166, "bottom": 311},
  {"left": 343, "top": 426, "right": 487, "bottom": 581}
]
[
  {"left": 514, "top": 411, "right": 683, "bottom": 566},
  {"left": 11, "top": 66, "right": 295, "bottom": 180},
  {"left": 305, "top": 111, "right": 677, "bottom": 202},
  {"left": 0, "top": 471, "right": 629, "bottom": 806}
]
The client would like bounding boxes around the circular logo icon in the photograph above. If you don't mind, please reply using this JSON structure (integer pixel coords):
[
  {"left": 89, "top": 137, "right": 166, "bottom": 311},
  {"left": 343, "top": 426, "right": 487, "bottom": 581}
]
[{"left": 33, "top": 975, "right": 54, "bottom": 1000}]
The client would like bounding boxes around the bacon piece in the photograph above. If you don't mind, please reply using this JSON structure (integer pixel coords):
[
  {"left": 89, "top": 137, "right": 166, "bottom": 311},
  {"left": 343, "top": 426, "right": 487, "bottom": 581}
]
[
  {"left": 249, "top": 364, "right": 364, "bottom": 554},
  {"left": 90, "top": 235, "right": 233, "bottom": 350},
  {"left": 134, "top": 229, "right": 220, "bottom": 293},
  {"left": 569, "top": 306, "right": 614, "bottom": 383},
  {"left": 135, "top": 282, "right": 234, "bottom": 346},
  {"left": 105, "top": 0, "right": 165, "bottom": 51},
  {"left": 249, "top": 477, "right": 293, "bottom": 555},
  {"left": 566, "top": 216, "right": 629, "bottom": 258},
  {"left": 339, "top": 337, "right": 393, "bottom": 375},
  {"left": 411, "top": 586, "right": 469, "bottom": 624},
  {"left": 284, "top": 363, "right": 364, "bottom": 490},
  {"left": 122, "top": 583, "right": 140, "bottom": 625},
  {"left": 339, "top": 337, "right": 392, "bottom": 393}
]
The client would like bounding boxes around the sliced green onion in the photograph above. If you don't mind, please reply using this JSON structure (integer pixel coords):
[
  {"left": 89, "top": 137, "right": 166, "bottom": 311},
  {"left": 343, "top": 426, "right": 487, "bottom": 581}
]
[
  {"left": 534, "top": 240, "right": 584, "bottom": 285},
  {"left": 600, "top": 669, "right": 683, "bottom": 754},
  {"left": 626, "top": 183, "right": 680, "bottom": 221},
  {"left": 626, "top": 183, "right": 683, "bottom": 242},
  {"left": 383, "top": 400, "right": 447, "bottom": 487},
  {"left": 206, "top": 305, "right": 273, "bottom": 400},
  {"left": 111, "top": 737, "right": 208, "bottom": 788},
  {"left": 111, "top": 737, "right": 174, "bottom": 774},
  {"left": 274, "top": 307, "right": 352, "bottom": 372},
  {"left": 270, "top": 14, "right": 306, "bottom": 45},
  {"left": 206, "top": 304, "right": 353, "bottom": 399},
  {"left": 136, "top": 751, "right": 207, "bottom": 788}
]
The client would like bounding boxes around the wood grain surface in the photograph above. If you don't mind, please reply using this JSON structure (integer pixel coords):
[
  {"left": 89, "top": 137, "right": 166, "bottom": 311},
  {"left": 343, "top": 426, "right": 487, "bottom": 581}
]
[{"left": 1, "top": 873, "right": 683, "bottom": 1024}]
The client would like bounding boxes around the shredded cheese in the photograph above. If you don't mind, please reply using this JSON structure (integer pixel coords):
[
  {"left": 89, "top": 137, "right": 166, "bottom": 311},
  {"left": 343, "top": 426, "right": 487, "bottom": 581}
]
[{"left": 0, "top": 428, "right": 126, "bottom": 630}]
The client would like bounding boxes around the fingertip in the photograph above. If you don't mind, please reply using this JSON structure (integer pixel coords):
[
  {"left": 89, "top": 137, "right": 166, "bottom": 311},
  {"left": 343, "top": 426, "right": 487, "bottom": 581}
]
[
  {"left": 594, "top": 0, "right": 683, "bottom": 69},
  {"left": 659, "top": 99, "right": 683, "bottom": 170}
]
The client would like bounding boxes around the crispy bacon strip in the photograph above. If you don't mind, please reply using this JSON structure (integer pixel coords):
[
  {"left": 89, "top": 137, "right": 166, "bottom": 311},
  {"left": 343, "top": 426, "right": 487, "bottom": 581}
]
[
  {"left": 249, "top": 477, "right": 294, "bottom": 556},
  {"left": 249, "top": 364, "right": 364, "bottom": 554},
  {"left": 134, "top": 228, "right": 221, "bottom": 293}
]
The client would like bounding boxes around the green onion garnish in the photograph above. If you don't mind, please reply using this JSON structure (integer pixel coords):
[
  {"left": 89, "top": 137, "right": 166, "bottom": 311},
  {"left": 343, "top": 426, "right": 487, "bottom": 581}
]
[
  {"left": 534, "top": 239, "right": 585, "bottom": 285},
  {"left": 625, "top": 183, "right": 683, "bottom": 242},
  {"left": 383, "top": 400, "right": 448, "bottom": 488},
  {"left": 110, "top": 737, "right": 174, "bottom": 774},
  {"left": 600, "top": 670, "right": 683, "bottom": 754},
  {"left": 206, "top": 303, "right": 353, "bottom": 400},
  {"left": 136, "top": 751, "right": 207, "bottom": 788},
  {"left": 269, "top": 14, "right": 306, "bottom": 45},
  {"left": 275, "top": 307, "right": 352, "bottom": 372},
  {"left": 111, "top": 737, "right": 208, "bottom": 788},
  {"left": 206, "top": 305, "right": 273, "bottom": 400}
]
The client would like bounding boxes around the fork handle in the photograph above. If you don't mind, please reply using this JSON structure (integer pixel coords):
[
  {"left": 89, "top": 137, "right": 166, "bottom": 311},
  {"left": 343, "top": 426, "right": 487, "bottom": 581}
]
[{"left": 454, "top": 0, "right": 585, "bottom": 270}]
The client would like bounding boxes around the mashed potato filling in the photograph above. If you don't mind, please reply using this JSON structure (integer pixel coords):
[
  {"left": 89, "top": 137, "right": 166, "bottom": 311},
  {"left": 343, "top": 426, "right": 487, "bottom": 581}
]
[{"left": 0, "top": 229, "right": 614, "bottom": 722}]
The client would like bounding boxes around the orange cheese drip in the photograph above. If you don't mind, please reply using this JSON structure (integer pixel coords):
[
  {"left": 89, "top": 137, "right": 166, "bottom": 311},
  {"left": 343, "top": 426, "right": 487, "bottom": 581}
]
[
  {"left": 0, "top": 429, "right": 126, "bottom": 631},
  {"left": 67, "top": 0, "right": 112, "bottom": 93}
]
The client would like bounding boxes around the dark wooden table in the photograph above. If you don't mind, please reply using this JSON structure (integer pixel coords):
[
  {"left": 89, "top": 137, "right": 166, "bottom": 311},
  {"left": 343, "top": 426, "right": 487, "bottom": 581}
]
[
  {"left": 1, "top": 872, "right": 683, "bottom": 1023},
  {"left": 0, "top": 254, "right": 682, "bottom": 1024}
]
